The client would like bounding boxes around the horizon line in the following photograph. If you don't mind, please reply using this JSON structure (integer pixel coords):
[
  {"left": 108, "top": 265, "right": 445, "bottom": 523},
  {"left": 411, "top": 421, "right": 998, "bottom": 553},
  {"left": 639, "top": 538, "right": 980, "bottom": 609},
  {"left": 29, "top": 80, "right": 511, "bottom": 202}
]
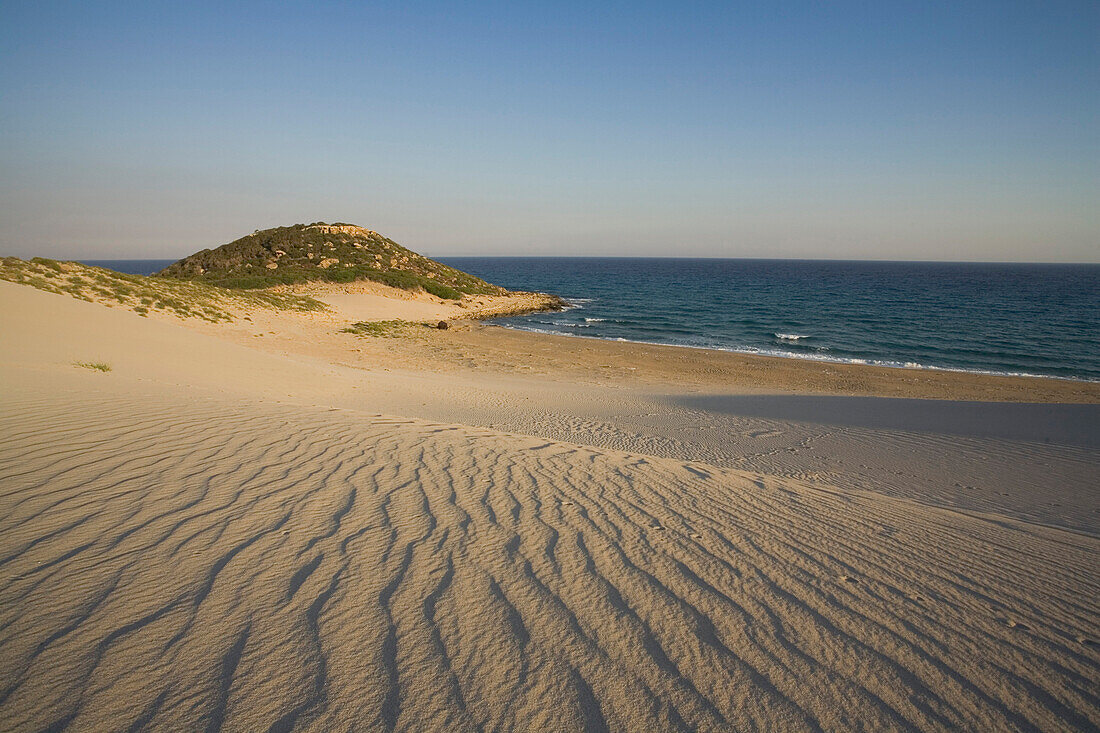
[{"left": 68, "top": 254, "right": 1100, "bottom": 267}]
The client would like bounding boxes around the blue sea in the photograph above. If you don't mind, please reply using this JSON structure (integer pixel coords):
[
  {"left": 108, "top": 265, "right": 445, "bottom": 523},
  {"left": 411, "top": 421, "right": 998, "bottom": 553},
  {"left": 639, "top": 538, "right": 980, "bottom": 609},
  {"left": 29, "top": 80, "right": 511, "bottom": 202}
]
[
  {"left": 444, "top": 258, "right": 1100, "bottom": 383},
  {"left": 84, "top": 258, "right": 1100, "bottom": 382},
  {"left": 82, "top": 259, "right": 176, "bottom": 275}
]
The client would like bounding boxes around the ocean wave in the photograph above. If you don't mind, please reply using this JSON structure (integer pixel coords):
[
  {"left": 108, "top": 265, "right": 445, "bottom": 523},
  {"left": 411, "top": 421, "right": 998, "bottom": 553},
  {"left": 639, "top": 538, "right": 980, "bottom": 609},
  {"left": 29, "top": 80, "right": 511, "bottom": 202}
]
[
  {"left": 774, "top": 333, "right": 810, "bottom": 341},
  {"left": 583, "top": 317, "right": 607, "bottom": 322}
]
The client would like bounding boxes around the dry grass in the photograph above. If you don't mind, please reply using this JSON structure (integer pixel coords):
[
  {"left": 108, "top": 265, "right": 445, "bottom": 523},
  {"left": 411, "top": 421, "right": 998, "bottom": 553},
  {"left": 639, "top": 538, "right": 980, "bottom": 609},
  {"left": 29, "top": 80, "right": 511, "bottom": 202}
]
[
  {"left": 0, "top": 257, "right": 327, "bottom": 322},
  {"left": 73, "top": 361, "right": 111, "bottom": 372},
  {"left": 340, "top": 319, "right": 427, "bottom": 338}
]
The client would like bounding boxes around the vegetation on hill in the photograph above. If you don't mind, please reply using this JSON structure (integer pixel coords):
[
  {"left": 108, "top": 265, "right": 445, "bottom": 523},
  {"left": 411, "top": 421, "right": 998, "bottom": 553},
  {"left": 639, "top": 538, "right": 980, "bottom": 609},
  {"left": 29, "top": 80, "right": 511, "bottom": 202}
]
[
  {"left": 0, "top": 257, "right": 326, "bottom": 322},
  {"left": 157, "top": 223, "right": 507, "bottom": 299}
]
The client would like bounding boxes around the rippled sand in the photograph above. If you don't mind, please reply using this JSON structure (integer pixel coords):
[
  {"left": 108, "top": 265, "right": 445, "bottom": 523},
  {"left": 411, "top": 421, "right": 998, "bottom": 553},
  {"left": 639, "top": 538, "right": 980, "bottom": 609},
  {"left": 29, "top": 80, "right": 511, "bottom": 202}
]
[
  {"left": 2, "top": 383, "right": 1098, "bottom": 731},
  {"left": 0, "top": 281, "right": 1097, "bottom": 731}
]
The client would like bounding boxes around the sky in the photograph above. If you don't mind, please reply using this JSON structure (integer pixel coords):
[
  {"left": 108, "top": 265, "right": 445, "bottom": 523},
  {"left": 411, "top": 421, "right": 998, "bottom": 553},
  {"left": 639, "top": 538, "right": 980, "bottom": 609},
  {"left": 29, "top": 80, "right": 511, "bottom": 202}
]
[{"left": 0, "top": 1, "right": 1097, "bottom": 262}]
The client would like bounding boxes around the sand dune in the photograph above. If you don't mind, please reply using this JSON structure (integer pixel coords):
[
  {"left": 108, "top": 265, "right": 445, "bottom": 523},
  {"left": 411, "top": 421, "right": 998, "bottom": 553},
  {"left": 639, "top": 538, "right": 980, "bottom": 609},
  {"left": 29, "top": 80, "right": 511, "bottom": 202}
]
[
  {"left": 1, "top": 379, "right": 1098, "bottom": 731},
  {"left": 1, "top": 282, "right": 1098, "bottom": 731}
]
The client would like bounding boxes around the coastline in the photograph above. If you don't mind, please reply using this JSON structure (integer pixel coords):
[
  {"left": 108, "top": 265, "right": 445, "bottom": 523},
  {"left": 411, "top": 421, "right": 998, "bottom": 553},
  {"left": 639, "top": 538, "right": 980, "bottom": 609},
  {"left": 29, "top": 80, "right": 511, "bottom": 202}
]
[
  {"left": 445, "top": 256, "right": 1100, "bottom": 386},
  {"left": 2, "top": 257, "right": 1093, "bottom": 403},
  {"left": 491, "top": 319, "right": 1099, "bottom": 385},
  {"left": 428, "top": 319, "right": 1100, "bottom": 404},
  {"left": 54, "top": 256, "right": 1100, "bottom": 388},
  {"left": 288, "top": 278, "right": 1100, "bottom": 404}
]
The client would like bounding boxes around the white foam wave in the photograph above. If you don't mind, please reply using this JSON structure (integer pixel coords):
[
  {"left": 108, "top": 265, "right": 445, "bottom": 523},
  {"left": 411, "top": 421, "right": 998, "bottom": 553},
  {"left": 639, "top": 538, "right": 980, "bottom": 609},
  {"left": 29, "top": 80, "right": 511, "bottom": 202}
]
[{"left": 775, "top": 333, "right": 810, "bottom": 341}]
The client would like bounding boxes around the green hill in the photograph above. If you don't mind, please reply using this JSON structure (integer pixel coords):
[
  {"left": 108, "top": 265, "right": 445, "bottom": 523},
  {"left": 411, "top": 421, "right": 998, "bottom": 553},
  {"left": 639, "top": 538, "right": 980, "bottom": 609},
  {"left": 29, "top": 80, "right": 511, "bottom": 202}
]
[{"left": 157, "top": 223, "right": 507, "bottom": 299}]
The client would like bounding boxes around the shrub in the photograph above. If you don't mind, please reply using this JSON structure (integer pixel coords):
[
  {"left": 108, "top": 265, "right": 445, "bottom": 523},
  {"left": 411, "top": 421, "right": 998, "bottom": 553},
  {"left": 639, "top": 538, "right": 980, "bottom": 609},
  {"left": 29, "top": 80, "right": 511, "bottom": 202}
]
[
  {"left": 341, "top": 320, "right": 421, "bottom": 337},
  {"left": 74, "top": 361, "right": 112, "bottom": 372}
]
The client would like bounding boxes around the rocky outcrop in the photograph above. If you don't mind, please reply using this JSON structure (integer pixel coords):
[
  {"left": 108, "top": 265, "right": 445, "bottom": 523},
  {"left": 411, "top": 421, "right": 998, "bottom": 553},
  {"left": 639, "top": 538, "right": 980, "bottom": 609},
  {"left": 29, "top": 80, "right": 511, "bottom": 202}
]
[{"left": 462, "top": 292, "right": 568, "bottom": 320}]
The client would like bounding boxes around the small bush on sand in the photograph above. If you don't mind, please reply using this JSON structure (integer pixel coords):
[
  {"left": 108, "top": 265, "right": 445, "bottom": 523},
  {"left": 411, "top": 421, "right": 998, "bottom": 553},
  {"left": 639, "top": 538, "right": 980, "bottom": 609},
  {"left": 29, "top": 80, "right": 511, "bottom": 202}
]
[
  {"left": 340, "top": 320, "right": 423, "bottom": 338},
  {"left": 74, "top": 361, "right": 112, "bottom": 372}
]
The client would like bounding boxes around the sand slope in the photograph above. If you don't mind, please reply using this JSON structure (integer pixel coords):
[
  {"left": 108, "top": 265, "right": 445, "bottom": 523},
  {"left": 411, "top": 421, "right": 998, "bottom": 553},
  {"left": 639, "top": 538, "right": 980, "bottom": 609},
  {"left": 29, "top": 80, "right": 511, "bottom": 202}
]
[
  {"left": 1, "top": 281, "right": 1098, "bottom": 731},
  {"left": 1, "top": 379, "right": 1098, "bottom": 731}
]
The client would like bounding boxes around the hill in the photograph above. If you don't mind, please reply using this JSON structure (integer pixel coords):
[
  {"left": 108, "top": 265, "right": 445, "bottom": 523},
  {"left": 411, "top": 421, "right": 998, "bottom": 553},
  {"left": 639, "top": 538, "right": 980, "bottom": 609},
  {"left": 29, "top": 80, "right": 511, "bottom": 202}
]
[{"left": 157, "top": 223, "right": 507, "bottom": 299}]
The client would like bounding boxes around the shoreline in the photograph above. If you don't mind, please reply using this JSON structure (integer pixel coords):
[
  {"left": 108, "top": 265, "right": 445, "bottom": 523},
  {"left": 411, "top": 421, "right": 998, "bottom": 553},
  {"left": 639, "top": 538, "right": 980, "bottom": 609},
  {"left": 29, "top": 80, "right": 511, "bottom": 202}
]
[
  {"left": 427, "top": 319, "right": 1100, "bottom": 404},
  {"left": 2, "top": 258, "right": 1093, "bottom": 403},
  {"left": 14, "top": 256, "right": 1094, "bottom": 388},
  {"left": 485, "top": 319, "right": 1100, "bottom": 385}
]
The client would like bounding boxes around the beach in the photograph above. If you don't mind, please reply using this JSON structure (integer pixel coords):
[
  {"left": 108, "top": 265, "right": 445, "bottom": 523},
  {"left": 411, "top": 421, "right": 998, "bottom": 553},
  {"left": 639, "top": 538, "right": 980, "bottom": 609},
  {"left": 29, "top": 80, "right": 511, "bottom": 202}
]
[{"left": 1, "top": 279, "right": 1098, "bottom": 730}]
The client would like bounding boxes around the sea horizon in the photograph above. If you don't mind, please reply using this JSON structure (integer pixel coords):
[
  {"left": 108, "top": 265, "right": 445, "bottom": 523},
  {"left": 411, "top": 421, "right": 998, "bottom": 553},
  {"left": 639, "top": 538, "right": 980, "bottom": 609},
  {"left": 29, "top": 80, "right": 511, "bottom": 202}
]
[{"left": 78, "top": 255, "right": 1100, "bottom": 266}]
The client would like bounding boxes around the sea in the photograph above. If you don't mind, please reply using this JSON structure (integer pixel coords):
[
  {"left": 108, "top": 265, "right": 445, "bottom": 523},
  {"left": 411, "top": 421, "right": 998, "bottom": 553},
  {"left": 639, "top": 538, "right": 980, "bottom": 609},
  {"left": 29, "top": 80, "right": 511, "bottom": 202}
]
[{"left": 84, "top": 258, "right": 1100, "bottom": 382}]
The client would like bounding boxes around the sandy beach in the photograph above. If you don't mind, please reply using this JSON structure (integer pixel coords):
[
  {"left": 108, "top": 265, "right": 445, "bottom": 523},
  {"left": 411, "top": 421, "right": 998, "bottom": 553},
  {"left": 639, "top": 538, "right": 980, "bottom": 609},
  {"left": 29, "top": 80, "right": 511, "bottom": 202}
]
[{"left": 1, "top": 279, "right": 1098, "bottom": 731}]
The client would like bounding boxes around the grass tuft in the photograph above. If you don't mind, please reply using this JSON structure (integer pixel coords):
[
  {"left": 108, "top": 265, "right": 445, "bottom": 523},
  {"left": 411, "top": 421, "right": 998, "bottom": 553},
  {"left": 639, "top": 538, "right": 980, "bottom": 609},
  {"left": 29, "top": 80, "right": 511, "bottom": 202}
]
[
  {"left": 340, "top": 320, "right": 424, "bottom": 338},
  {"left": 74, "top": 361, "right": 112, "bottom": 372}
]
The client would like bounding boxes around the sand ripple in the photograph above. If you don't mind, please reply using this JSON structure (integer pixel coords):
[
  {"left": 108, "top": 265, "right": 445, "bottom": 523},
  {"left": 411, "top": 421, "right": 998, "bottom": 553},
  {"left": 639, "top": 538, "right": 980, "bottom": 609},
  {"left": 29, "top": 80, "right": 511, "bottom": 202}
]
[{"left": 1, "top": 389, "right": 1098, "bottom": 731}]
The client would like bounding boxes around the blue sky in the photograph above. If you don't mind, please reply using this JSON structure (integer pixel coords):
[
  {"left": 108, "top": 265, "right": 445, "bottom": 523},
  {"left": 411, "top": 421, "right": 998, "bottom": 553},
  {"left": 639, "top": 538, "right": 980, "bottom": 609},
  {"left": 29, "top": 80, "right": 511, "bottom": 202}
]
[{"left": 1, "top": 1, "right": 1097, "bottom": 260}]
